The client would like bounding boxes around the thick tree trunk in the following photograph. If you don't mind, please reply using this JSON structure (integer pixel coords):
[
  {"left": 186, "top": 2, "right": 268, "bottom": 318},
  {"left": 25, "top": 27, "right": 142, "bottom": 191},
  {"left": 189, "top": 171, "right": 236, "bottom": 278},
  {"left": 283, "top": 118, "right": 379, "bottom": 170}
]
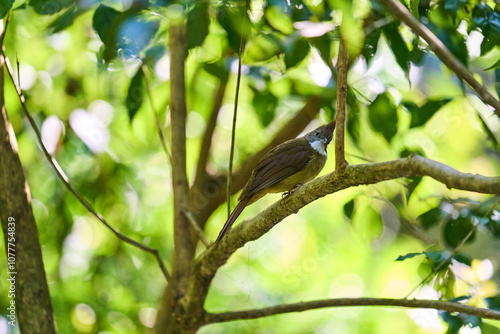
[{"left": 0, "top": 52, "right": 57, "bottom": 332}]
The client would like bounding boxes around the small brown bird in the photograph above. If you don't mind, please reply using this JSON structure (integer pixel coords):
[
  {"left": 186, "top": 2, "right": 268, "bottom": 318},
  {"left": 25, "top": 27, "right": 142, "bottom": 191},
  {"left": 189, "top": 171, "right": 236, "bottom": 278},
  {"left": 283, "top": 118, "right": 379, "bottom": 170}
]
[{"left": 216, "top": 121, "right": 336, "bottom": 242}]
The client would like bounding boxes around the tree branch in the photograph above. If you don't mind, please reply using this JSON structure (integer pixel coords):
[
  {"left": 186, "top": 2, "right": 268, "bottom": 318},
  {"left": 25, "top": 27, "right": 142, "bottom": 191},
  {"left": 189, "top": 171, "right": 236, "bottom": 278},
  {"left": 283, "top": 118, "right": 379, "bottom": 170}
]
[
  {"left": 169, "top": 20, "right": 192, "bottom": 296},
  {"left": 183, "top": 155, "right": 500, "bottom": 322},
  {"left": 379, "top": 0, "right": 500, "bottom": 116},
  {"left": 142, "top": 63, "right": 171, "bottom": 164},
  {"left": 335, "top": 36, "right": 348, "bottom": 171},
  {"left": 193, "top": 80, "right": 227, "bottom": 190},
  {"left": 1, "top": 54, "right": 177, "bottom": 294},
  {"left": 203, "top": 297, "right": 500, "bottom": 325}
]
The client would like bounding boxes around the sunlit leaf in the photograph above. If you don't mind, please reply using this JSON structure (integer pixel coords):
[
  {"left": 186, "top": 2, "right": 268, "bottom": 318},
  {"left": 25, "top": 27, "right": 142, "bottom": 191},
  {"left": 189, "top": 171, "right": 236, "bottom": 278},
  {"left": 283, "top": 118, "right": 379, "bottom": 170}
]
[
  {"left": 265, "top": 5, "right": 294, "bottom": 35},
  {"left": 244, "top": 34, "right": 282, "bottom": 62}
]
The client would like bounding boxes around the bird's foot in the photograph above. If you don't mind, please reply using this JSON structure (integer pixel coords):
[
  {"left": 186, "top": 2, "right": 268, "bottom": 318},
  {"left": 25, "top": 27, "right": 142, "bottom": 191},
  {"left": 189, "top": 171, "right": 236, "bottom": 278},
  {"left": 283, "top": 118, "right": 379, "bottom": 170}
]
[{"left": 282, "top": 184, "right": 303, "bottom": 197}]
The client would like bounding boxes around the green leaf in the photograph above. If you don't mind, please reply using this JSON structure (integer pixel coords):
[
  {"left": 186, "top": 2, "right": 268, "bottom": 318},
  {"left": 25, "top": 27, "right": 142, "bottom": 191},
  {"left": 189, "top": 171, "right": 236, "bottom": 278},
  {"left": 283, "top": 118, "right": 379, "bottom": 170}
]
[
  {"left": 265, "top": 4, "right": 294, "bottom": 35},
  {"left": 395, "top": 252, "right": 425, "bottom": 261},
  {"left": 93, "top": 5, "right": 121, "bottom": 63},
  {"left": 484, "top": 58, "right": 500, "bottom": 70},
  {"left": 368, "top": 93, "right": 398, "bottom": 143},
  {"left": 126, "top": 68, "right": 146, "bottom": 121},
  {"left": 443, "top": 215, "right": 476, "bottom": 248},
  {"left": 186, "top": 1, "right": 209, "bottom": 49},
  {"left": 309, "top": 34, "right": 333, "bottom": 71},
  {"left": 362, "top": 28, "right": 381, "bottom": 64},
  {"left": 406, "top": 176, "right": 422, "bottom": 200},
  {"left": 203, "top": 61, "right": 230, "bottom": 82},
  {"left": 418, "top": 207, "right": 447, "bottom": 230},
  {"left": 343, "top": 199, "right": 355, "bottom": 219},
  {"left": 244, "top": 34, "right": 282, "bottom": 63},
  {"left": 92, "top": 5, "right": 159, "bottom": 63},
  {"left": 436, "top": 29, "right": 468, "bottom": 65},
  {"left": 495, "top": 68, "right": 500, "bottom": 99},
  {"left": 406, "top": 98, "right": 451, "bottom": 128},
  {"left": 144, "top": 45, "right": 166, "bottom": 66},
  {"left": 284, "top": 36, "right": 310, "bottom": 69},
  {"left": 29, "top": 0, "right": 74, "bottom": 15},
  {"left": 481, "top": 323, "right": 500, "bottom": 334},
  {"left": 0, "top": 0, "right": 14, "bottom": 19},
  {"left": 410, "top": 0, "right": 419, "bottom": 20},
  {"left": 383, "top": 23, "right": 410, "bottom": 74},
  {"left": 251, "top": 87, "right": 278, "bottom": 126},
  {"left": 395, "top": 250, "right": 444, "bottom": 262},
  {"left": 218, "top": 1, "right": 250, "bottom": 52},
  {"left": 49, "top": 5, "right": 89, "bottom": 33}
]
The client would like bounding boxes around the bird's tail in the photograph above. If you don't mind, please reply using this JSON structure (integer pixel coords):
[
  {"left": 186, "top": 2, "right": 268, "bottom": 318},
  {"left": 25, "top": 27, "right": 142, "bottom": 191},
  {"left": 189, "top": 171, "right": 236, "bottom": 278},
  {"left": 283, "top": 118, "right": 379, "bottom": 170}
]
[{"left": 215, "top": 197, "right": 251, "bottom": 243}]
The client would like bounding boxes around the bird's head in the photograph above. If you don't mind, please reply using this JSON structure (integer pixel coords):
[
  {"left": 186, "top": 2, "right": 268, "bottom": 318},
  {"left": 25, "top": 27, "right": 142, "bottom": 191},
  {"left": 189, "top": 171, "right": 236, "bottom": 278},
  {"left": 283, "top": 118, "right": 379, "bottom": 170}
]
[{"left": 305, "top": 121, "right": 336, "bottom": 145}]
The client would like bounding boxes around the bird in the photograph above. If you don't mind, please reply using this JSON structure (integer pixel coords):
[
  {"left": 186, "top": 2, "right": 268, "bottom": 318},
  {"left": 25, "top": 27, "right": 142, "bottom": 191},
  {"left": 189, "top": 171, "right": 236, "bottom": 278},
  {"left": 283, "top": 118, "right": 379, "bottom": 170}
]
[{"left": 216, "top": 121, "right": 336, "bottom": 243}]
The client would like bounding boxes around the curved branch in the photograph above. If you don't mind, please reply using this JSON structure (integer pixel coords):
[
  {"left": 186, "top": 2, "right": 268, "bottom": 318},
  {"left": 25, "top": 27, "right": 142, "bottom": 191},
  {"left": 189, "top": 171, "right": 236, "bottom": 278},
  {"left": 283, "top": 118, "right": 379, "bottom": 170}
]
[
  {"left": 380, "top": 0, "right": 500, "bottom": 116},
  {"left": 203, "top": 297, "right": 500, "bottom": 324},
  {"left": 1, "top": 54, "right": 176, "bottom": 293},
  {"left": 183, "top": 155, "right": 500, "bottom": 321}
]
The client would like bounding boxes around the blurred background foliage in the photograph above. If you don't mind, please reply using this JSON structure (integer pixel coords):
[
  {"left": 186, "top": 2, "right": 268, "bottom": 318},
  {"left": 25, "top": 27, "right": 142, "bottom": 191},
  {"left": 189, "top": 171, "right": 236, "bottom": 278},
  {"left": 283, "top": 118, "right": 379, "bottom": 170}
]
[{"left": 0, "top": 0, "right": 500, "bottom": 333}]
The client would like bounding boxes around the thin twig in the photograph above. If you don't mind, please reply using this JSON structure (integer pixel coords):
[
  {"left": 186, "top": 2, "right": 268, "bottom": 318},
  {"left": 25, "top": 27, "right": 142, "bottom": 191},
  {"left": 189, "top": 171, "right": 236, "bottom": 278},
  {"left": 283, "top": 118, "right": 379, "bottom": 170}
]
[
  {"left": 405, "top": 196, "right": 500, "bottom": 298},
  {"left": 227, "top": 0, "right": 250, "bottom": 218},
  {"left": 182, "top": 209, "right": 210, "bottom": 247},
  {"left": 2, "top": 54, "right": 177, "bottom": 296},
  {"left": 203, "top": 297, "right": 500, "bottom": 324},
  {"left": 335, "top": 36, "right": 348, "bottom": 171},
  {"left": 141, "top": 63, "right": 172, "bottom": 164},
  {"left": 380, "top": 0, "right": 500, "bottom": 116},
  {"left": 194, "top": 80, "right": 227, "bottom": 188},
  {"left": 0, "top": 10, "right": 11, "bottom": 48}
]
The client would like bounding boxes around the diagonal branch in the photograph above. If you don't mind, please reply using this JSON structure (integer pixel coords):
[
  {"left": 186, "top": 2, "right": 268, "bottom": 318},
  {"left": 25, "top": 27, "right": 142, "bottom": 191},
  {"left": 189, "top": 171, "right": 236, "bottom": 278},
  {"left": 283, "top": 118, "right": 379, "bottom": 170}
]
[
  {"left": 141, "top": 63, "right": 171, "bottom": 164},
  {"left": 202, "top": 297, "right": 500, "bottom": 325},
  {"left": 380, "top": 0, "right": 500, "bottom": 116},
  {"left": 2, "top": 54, "right": 177, "bottom": 294},
  {"left": 335, "top": 36, "right": 348, "bottom": 171},
  {"left": 183, "top": 154, "right": 500, "bottom": 322},
  {"left": 193, "top": 80, "right": 227, "bottom": 190}
]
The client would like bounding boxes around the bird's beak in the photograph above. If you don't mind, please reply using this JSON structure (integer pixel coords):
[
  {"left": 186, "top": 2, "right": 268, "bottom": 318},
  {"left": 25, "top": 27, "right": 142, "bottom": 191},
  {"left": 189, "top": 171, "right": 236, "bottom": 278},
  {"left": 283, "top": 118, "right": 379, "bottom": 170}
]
[{"left": 323, "top": 121, "right": 336, "bottom": 144}]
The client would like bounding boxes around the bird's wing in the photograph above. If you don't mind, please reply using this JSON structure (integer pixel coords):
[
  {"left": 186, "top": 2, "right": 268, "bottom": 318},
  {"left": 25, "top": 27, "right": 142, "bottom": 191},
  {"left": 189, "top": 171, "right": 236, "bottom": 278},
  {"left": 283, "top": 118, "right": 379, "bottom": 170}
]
[{"left": 246, "top": 139, "right": 312, "bottom": 197}]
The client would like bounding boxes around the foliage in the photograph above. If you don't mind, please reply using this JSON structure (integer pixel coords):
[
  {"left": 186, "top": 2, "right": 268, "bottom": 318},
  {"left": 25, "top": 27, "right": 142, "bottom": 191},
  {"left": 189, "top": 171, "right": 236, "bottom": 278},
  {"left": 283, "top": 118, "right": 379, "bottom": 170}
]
[{"left": 0, "top": 0, "right": 499, "bottom": 333}]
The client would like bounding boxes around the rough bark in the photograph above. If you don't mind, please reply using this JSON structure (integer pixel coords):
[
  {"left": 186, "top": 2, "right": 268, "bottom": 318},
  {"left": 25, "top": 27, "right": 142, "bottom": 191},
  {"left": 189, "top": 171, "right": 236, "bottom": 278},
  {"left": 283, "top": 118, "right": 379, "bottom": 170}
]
[{"left": 0, "top": 47, "right": 56, "bottom": 333}]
